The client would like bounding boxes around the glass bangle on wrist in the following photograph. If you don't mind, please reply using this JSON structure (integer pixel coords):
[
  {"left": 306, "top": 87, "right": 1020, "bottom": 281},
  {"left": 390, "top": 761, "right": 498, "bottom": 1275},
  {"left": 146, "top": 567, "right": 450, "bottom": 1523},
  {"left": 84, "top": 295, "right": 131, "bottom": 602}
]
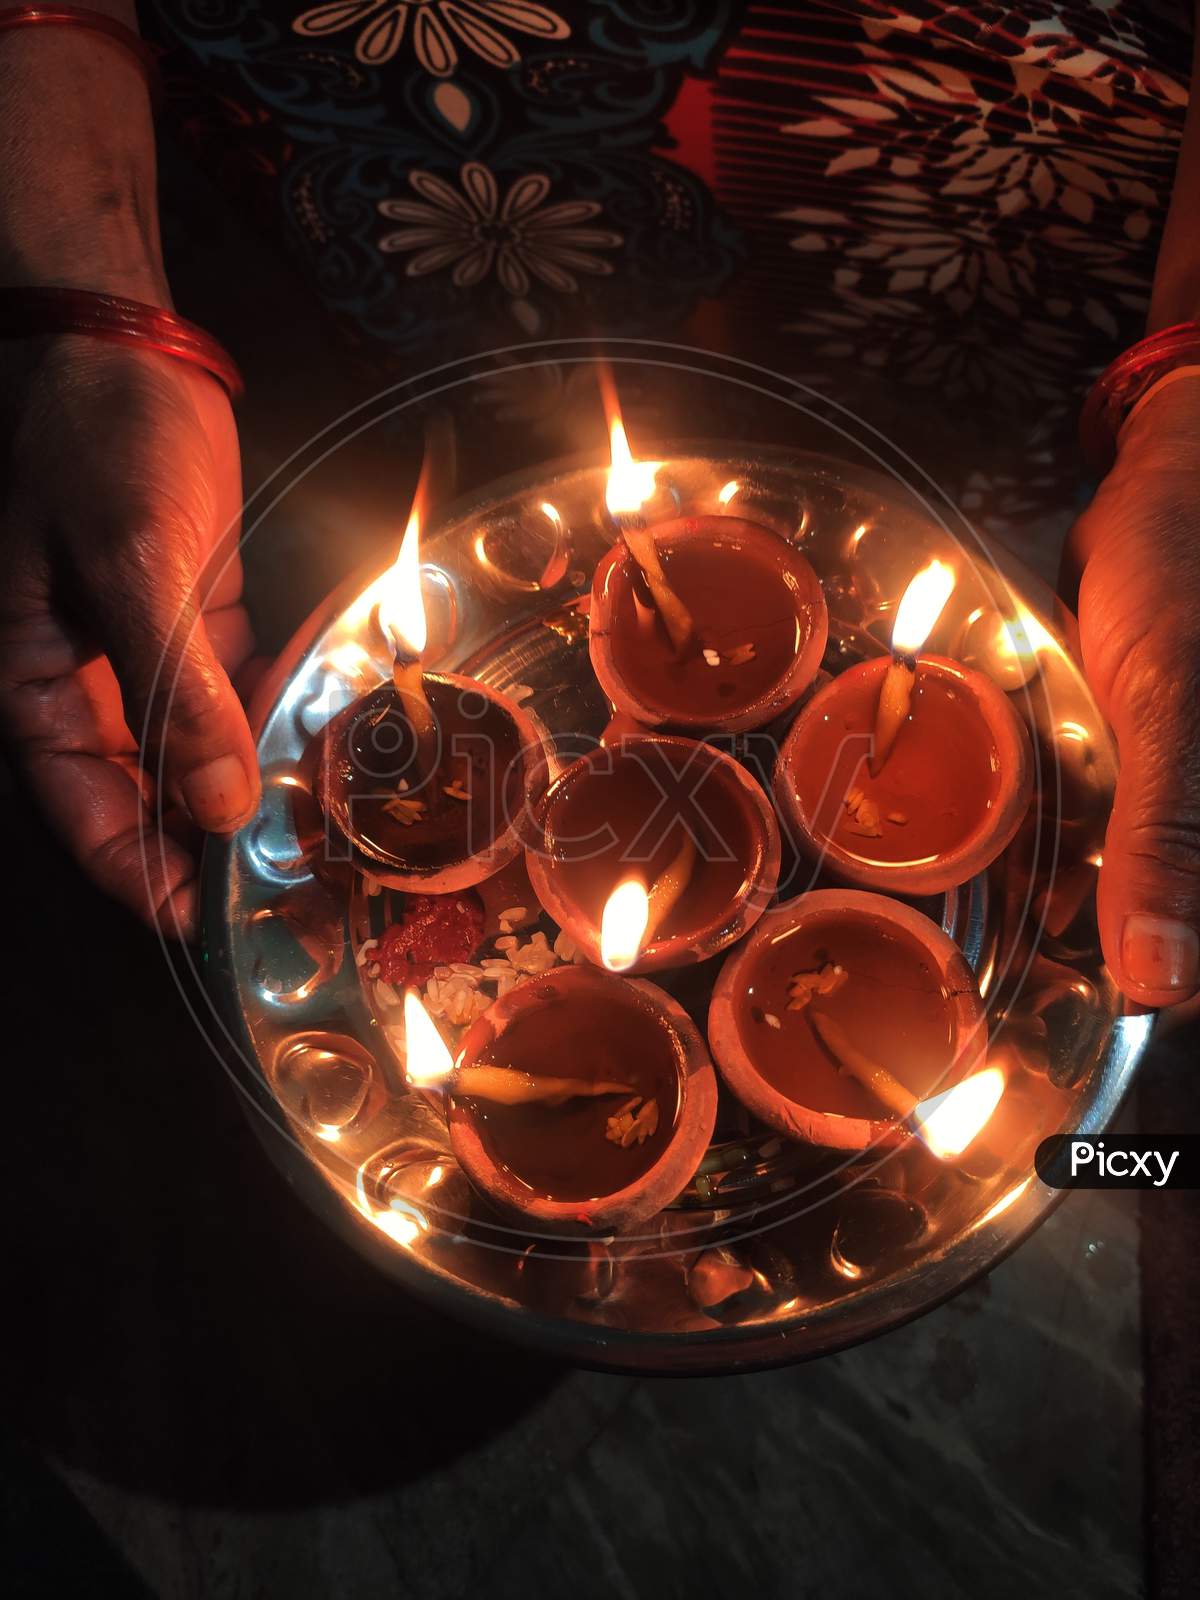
[
  {"left": 0, "top": 287, "right": 244, "bottom": 400},
  {"left": 0, "top": 5, "right": 162, "bottom": 102},
  {"left": 1080, "top": 320, "right": 1200, "bottom": 474}
]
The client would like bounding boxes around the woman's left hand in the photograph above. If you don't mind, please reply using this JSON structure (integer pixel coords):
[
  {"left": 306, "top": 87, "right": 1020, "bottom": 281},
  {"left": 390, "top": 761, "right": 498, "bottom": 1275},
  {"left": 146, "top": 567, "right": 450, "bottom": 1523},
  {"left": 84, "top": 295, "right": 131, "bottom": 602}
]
[{"left": 1067, "top": 377, "right": 1200, "bottom": 1007}]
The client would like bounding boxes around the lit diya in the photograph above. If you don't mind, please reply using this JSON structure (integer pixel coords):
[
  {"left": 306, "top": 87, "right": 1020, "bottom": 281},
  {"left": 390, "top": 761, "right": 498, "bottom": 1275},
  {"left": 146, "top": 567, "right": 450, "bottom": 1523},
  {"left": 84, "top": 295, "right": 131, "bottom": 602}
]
[
  {"left": 774, "top": 561, "right": 1033, "bottom": 896},
  {"left": 588, "top": 419, "right": 827, "bottom": 734},
  {"left": 314, "top": 507, "right": 550, "bottom": 893},
  {"left": 407, "top": 884, "right": 718, "bottom": 1233},
  {"left": 525, "top": 733, "right": 780, "bottom": 973},
  {"left": 708, "top": 890, "right": 987, "bottom": 1150}
]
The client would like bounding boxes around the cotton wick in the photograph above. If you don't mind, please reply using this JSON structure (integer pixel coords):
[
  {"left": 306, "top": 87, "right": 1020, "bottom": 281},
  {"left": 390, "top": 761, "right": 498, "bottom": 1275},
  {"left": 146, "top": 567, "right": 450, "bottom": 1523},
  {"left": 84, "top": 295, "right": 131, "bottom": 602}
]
[{"left": 870, "top": 650, "right": 916, "bottom": 776}]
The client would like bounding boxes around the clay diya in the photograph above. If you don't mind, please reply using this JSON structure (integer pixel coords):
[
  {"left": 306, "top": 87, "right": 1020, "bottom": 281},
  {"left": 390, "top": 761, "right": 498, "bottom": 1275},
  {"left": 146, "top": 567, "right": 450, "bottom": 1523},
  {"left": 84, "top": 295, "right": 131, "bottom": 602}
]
[
  {"left": 406, "top": 966, "right": 718, "bottom": 1234},
  {"left": 525, "top": 734, "right": 780, "bottom": 973},
  {"left": 313, "top": 509, "right": 549, "bottom": 893},
  {"left": 588, "top": 421, "right": 827, "bottom": 734},
  {"left": 774, "top": 562, "right": 1032, "bottom": 896},
  {"left": 316, "top": 673, "right": 548, "bottom": 894},
  {"left": 708, "top": 890, "right": 987, "bottom": 1151}
]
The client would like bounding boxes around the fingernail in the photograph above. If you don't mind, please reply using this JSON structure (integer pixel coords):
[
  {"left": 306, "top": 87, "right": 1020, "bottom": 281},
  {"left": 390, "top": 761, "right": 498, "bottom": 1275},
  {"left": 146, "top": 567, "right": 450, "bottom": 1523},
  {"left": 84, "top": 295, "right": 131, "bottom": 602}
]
[
  {"left": 181, "top": 755, "right": 254, "bottom": 831},
  {"left": 1121, "top": 915, "right": 1200, "bottom": 993}
]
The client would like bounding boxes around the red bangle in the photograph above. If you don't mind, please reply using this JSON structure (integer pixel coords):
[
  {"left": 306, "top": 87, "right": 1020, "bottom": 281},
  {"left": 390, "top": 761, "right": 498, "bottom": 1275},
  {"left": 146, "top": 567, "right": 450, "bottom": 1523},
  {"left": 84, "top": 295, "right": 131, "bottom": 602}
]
[
  {"left": 1080, "top": 320, "right": 1200, "bottom": 475},
  {"left": 0, "top": 5, "right": 162, "bottom": 102},
  {"left": 0, "top": 287, "right": 244, "bottom": 400}
]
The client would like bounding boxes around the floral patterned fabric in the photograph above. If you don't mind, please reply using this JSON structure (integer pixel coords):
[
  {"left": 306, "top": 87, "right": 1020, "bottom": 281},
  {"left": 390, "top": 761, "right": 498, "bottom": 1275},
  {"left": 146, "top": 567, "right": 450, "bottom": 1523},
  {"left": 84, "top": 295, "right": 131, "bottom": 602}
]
[{"left": 143, "top": 1, "right": 1192, "bottom": 527}]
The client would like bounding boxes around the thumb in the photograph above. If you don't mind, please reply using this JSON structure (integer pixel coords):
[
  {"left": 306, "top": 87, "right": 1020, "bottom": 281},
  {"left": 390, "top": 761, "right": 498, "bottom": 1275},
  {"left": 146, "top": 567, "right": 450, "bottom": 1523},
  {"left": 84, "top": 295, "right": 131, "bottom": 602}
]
[
  {"left": 88, "top": 530, "right": 260, "bottom": 834},
  {"left": 1096, "top": 629, "right": 1200, "bottom": 1007}
]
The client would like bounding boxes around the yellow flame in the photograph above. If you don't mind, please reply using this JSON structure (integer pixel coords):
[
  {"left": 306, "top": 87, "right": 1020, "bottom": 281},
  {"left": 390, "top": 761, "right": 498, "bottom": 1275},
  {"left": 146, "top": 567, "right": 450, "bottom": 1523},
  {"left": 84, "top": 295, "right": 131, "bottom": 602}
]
[
  {"left": 717, "top": 479, "right": 740, "bottom": 506},
  {"left": 600, "top": 878, "right": 650, "bottom": 971},
  {"left": 892, "top": 560, "right": 956, "bottom": 656},
  {"left": 377, "top": 508, "right": 427, "bottom": 658},
  {"left": 403, "top": 987, "right": 454, "bottom": 1086},
  {"left": 605, "top": 418, "right": 661, "bottom": 517},
  {"left": 911, "top": 1066, "right": 1005, "bottom": 1159}
]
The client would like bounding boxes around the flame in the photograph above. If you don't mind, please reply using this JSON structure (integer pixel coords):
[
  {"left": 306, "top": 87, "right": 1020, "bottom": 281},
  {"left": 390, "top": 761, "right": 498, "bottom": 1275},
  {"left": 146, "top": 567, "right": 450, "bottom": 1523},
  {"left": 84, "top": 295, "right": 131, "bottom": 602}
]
[
  {"left": 911, "top": 1066, "right": 1005, "bottom": 1159},
  {"left": 892, "top": 560, "right": 956, "bottom": 657},
  {"left": 605, "top": 417, "right": 661, "bottom": 518},
  {"left": 403, "top": 988, "right": 454, "bottom": 1086},
  {"left": 377, "top": 507, "right": 427, "bottom": 659},
  {"left": 717, "top": 479, "right": 740, "bottom": 506},
  {"left": 539, "top": 500, "right": 563, "bottom": 530},
  {"left": 600, "top": 878, "right": 650, "bottom": 972}
]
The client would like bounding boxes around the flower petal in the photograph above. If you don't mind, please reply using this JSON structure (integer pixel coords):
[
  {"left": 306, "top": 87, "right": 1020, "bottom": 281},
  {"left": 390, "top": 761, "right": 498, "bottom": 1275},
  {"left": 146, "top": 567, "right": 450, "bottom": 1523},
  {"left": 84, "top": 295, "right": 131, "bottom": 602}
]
[
  {"left": 356, "top": 4, "right": 407, "bottom": 64},
  {"left": 405, "top": 242, "right": 470, "bottom": 276},
  {"left": 472, "top": 1, "right": 569, "bottom": 40},
  {"left": 409, "top": 169, "right": 476, "bottom": 219},
  {"left": 413, "top": 7, "right": 457, "bottom": 76},
  {"left": 460, "top": 162, "right": 499, "bottom": 219},
  {"left": 534, "top": 245, "right": 614, "bottom": 276},
  {"left": 293, "top": 1, "right": 386, "bottom": 40},
  {"left": 377, "top": 198, "right": 445, "bottom": 224},
  {"left": 497, "top": 249, "right": 531, "bottom": 296},
  {"left": 520, "top": 251, "right": 578, "bottom": 292},
  {"left": 501, "top": 172, "right": 551, "bottom": 221},
  {"left": 452, "top": 243, "right": 496, "bottom": 286},
  {"left": 441, "top": 3, "right": 519, "bottom": 68},
  {"left": 378, "top": 226, "right": 456, "bottom": 252},
  {"left": 521, "top": 199, "right": 602, "bottom": 229},
  {"left": 528, "top": 226, "right": 621, "bottom": 249}
]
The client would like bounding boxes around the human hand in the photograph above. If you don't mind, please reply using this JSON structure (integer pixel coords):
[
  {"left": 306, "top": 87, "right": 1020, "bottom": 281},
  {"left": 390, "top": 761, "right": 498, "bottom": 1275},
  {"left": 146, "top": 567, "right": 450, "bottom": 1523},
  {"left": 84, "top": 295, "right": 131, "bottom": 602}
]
[
  {"left": 1066, "top": 377, "right": 1200, "bottom": 1007},
  {"left": 0, "top": 335, "right": 259, "bottom": 940}
]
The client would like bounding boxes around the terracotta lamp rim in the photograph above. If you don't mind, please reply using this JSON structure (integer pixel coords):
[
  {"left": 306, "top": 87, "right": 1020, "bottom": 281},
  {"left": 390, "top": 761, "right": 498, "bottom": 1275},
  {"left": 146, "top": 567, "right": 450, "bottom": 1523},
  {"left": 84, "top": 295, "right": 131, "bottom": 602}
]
[
  {"left": 588, "top": 516, "right": 828, "bottom": 734},
  {"left": 525, "top": 732, "right": 781, "bottom": 974},
  {"left": 774, "top": 653, "right": 1033, "bottom": 897},
  {"left": 314, "top": 670, "right": 551, "bottom": 895},
  {"left": 708, "top": 888, "right": 987, "bottom": 1151},
  {"left": 448, "top": 964, "right": 718, "bottom": 1233}
]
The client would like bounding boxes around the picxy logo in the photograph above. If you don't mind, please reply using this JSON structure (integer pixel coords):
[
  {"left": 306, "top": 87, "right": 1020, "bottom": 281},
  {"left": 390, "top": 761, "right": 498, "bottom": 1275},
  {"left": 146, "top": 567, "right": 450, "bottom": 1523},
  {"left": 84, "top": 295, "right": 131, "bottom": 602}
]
[{"left": 1035, "top": 1134, "right": 1193, "bottom": 1190}]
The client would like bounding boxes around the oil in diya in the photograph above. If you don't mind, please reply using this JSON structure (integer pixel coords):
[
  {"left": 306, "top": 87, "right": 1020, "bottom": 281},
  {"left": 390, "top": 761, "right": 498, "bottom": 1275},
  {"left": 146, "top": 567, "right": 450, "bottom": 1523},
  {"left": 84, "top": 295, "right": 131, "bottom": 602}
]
[
  {"left": 708, "top": 890, "right": 988, "bottom": 1151},
  {"left": 588, "top": 420, "right": 827, "bottom": 734},
  {"left": 313, "top": 508, "right": 549, "bottom": 894},
  {"left": 405, "top": 885, "right": 718, "bottom": 1233},
  {"left": 525, "top": 733, "right": 781, "bottom": 973},
  {"left": 774, "top": 561, "right": 1033, "bottom": 896}
]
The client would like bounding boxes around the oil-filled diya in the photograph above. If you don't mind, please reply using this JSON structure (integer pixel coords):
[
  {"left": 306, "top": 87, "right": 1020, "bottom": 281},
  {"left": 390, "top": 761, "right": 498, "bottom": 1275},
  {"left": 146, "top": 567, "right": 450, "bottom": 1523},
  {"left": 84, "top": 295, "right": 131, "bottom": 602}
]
[
  {"left": 588, "top": 420, "right": 827, "bottom": 734},
  {"left": 709, "top": 890, "right": 987, "bottom": 1151},
  {"left": 525, "top": 733, "right": 780, "bottom": 973},
  {"left": 774, "top": 561, "right": 1033, "bottom": 896},
  {"left": 405, "top": 885, "right": 718, "bottom": 1233},
  {"left": 314, "top": 509, "right": 550, "bottom": 893}
]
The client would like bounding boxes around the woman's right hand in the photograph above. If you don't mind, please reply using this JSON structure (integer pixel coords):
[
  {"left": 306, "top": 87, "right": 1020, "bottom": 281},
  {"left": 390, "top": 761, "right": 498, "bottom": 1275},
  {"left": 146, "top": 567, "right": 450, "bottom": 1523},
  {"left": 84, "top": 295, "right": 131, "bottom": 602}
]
[{"left": 0, "top": 333, "right": 260, "bottom": 939}]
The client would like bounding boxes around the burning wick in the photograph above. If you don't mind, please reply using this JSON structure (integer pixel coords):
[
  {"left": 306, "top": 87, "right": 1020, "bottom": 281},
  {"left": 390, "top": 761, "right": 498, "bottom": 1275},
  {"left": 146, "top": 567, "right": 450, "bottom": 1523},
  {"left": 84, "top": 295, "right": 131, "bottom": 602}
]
[
  {"left": 870, "top": 560, "right": 955, "bottom": 776},
  {"left": 597, "top": 842, "right": 698, "bottom": 974},
  {"left": 605, "top": 417, "right": 696, "bottom": 659},
  {"left": 379, "top": 506, "right": 437, "bottom": 765},
  {"left": 810, "top": 1006, "right": 1003, "bottom": 1157},
  {"left": 403, "top": 988, "right": 634, "bottom": 1106}
]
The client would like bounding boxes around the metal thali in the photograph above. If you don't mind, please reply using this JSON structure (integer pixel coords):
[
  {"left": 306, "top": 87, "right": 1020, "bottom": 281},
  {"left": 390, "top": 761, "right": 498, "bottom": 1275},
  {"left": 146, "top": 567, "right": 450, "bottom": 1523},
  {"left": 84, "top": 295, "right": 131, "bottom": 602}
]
[{"left": 202, "top": 448, "right": 1150, "bottom": 1374}]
